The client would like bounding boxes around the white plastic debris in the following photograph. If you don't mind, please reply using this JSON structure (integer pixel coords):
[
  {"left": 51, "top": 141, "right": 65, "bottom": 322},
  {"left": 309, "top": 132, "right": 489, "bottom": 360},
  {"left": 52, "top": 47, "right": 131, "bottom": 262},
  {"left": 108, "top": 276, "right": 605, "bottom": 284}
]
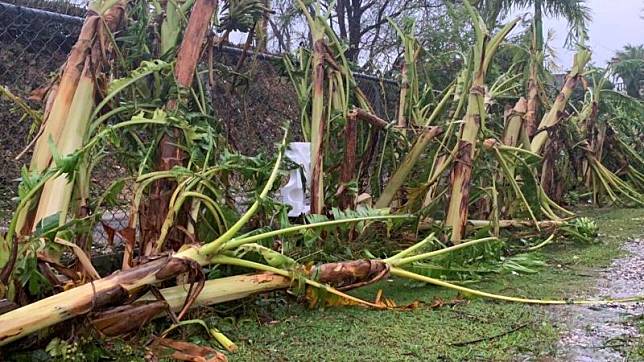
[{"left": 280, "top": 142, "right": 311, "bottom": 217}]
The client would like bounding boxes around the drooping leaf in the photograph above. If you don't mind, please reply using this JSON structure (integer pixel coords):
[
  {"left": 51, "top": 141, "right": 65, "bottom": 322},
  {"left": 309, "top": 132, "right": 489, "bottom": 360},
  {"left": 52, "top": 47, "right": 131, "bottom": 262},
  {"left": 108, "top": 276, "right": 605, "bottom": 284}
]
[{"left": 33, "top": 213, "right": 62, "bottom": 238}]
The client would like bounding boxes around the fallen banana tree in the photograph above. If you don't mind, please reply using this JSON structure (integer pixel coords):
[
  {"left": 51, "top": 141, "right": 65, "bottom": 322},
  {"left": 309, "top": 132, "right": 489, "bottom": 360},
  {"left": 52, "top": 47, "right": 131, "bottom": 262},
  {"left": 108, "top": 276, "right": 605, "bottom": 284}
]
[
  {"left": 3, "top": 207, "right": 643, "bottom": 347},
  {"left": 0, "top": 213, "right": 412, "bottom": 345},
  {"left": 0, "top": 133, "right": 406, "bottom": 344}
]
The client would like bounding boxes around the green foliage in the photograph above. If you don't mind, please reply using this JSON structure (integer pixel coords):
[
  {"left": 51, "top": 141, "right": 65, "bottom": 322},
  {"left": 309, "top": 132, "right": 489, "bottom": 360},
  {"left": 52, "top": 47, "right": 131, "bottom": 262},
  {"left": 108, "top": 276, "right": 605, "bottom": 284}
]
[
  {"left": 219, "top": 0, "right": 269, "bottom": 33},
  {"left": 33, "top": 213, "right": 61, "bottom": 238},
  {"left": 235, "top": 243, "right": 297, "bottom": 269},
  {"left": 561, "top": 217, "right": 599, "bottom": 243},
  {"left": 302, "top": 206, "right": 397, "bottom": 247},
  {"left": 404, "top": 238, "right": 546, "bottom": 282},
  {"left": 613, "top": 44, "right": 644, "bottom": 99},
  {"left": 105, "top": 59, "right": 171, "bottom": 98},
  {"left": 45, "top": 336, "right": 111, "bottom": 361},
  {"left": 15, "top": 239, "right": 52, "bottom": 297},
  {"left": 16, "top": 167, "right": 44, "bottom": 203}
]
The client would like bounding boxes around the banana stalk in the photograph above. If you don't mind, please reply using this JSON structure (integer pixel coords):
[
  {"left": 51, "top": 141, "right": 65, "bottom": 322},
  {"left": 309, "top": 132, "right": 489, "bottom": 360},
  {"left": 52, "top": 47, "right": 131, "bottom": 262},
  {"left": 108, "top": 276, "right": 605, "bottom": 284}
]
[
  {"left": 375, "top": 126, "right": 443, "bottom": 208},
  {"left": 33, "top": 62, "right": 95, "bottom": 227},
  {"left": 397, "top": 60, "right": 409, "bottom": 127},
  {"left": 445, "top": 4, "right": 519, "bottom": 243},
  {"left": 502, "top": 97, "right": 527, "bottom": 147},
  {"left": 303, "top": 2, "right": 327, "bottom": 215},
  {"left": 530, "top": 50, "right": 591, "bottom": 154},
  {"left": 0, "top": 213, "right": 404, "bottom": 345},
  {"left": 16, "top": 0, "right": 126, "bottom": 235},
  {"left": 140, "top": 273, "right": 291, "bottom": 311},
  {"left": 525, "top": 22, "right": 542, "bottom": 138},
  {"left": 391, "top": 19, "right": 420, "bottom": 128},
  {"left": 141, "top": 0, "right": 217, "bottom": 254}
]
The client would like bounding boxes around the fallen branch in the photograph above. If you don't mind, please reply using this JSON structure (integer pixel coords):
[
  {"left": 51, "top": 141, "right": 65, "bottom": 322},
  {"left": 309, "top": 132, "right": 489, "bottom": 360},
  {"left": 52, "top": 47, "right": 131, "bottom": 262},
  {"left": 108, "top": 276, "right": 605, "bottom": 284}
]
[
  {"left": 450, "top": 322, "right": 530, "bottom": 346},
  {"left": 348, "top": 108, "right": 391, "bottom": 129}
]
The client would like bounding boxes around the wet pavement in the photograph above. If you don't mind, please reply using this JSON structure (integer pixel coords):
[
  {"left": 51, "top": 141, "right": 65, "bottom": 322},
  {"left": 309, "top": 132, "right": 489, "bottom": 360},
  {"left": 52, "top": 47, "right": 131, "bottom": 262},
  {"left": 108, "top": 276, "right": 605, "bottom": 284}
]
[{"left": 553, "top": 237, "right": 644, "bottom": 361}]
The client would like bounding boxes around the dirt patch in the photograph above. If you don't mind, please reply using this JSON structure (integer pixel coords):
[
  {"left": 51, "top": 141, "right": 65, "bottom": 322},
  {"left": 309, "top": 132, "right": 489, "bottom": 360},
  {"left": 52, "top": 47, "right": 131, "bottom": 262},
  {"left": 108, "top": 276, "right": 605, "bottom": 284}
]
[{"left": 552, "top": 236, "right": 644, "bottom": 361}]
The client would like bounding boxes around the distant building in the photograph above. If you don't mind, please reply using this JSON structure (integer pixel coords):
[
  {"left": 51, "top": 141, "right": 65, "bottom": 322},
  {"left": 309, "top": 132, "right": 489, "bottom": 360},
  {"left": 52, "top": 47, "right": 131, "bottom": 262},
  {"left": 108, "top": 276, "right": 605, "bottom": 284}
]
[{"left": 608, "top": 57, "right": 628, "bottom": 95}]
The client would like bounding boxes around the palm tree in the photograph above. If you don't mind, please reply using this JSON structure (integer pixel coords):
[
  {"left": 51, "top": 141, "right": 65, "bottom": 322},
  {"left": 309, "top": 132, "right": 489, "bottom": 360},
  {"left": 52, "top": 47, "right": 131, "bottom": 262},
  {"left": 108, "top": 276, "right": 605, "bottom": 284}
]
[
  {"left": 476, "top": 0, "right": 591, "bottom": 51},
  {"left": 613, "top": 44, "right": 644, "bottom": 98},
  {"left": 476, "top": 0, "right": 590, "bottom": 140}
]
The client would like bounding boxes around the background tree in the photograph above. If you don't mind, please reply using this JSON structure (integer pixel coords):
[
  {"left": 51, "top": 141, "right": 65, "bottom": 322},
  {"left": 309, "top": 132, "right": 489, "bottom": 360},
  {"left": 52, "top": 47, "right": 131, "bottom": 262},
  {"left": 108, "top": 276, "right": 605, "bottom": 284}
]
[
  {"left": 476, "top": 0, "right": 591, "bottom": 51},
  {"left": 332, "top": 0, "right": 416, "bottom": 62},
  {"left": 613, "top": 44, "right": 644, "bottom": 99},
  {"left": 268, "top": 0, "right": 448, "bottom": 69}
]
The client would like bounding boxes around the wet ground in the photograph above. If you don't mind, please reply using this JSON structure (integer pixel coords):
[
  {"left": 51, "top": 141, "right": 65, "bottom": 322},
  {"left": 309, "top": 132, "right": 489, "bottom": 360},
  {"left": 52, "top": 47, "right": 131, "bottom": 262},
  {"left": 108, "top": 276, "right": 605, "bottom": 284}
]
[{"left": 552, "top": 235, "right": 644, "bottom": 361}]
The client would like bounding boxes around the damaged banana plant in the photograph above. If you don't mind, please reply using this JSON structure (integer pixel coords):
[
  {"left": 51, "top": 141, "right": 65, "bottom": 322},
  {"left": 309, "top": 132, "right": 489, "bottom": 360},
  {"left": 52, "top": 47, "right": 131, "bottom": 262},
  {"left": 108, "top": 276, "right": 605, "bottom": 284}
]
[
  {"left": 444, "top": 3, "right": 519, "bottom": 243},
  {"left": 0, "top": 0, "right": 128, "bottom": 301}
]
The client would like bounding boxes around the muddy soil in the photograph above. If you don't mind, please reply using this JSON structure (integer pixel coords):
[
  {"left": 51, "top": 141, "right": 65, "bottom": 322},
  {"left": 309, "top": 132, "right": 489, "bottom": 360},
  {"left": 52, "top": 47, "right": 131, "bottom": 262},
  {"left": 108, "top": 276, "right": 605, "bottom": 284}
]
[{"left": 552, "top": 235, "right": 644, "bottom": 361}]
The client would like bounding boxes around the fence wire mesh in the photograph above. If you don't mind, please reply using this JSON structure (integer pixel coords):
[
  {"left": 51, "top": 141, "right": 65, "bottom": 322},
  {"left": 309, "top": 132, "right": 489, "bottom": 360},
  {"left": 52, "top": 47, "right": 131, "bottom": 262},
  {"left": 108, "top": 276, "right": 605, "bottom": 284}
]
[
  {"left": 0, "top": 1, "right": 83, "bottom": 222},
  {"left": 0, "top": 1, "right": 400, "bottom": 243}
]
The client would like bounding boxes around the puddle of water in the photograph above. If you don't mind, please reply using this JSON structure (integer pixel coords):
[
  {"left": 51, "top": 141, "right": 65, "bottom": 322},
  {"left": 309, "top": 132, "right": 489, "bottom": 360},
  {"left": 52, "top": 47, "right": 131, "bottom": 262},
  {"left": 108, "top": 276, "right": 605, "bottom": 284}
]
[{"left": 553, "top": 238, "right": 644, "bottom": 361}]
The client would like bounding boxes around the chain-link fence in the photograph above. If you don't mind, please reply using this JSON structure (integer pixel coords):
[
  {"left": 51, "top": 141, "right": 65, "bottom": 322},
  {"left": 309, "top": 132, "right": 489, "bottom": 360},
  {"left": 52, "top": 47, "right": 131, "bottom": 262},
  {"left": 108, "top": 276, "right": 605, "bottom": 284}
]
[
  {"left": 0, "top": 1, "right": 83, "bottom": 222},
  {"left": 208, "top": 44, "right": 399, "bottom": 155},
  {"left": 0, "top": 1, "right": 400, "bottom": 239}
]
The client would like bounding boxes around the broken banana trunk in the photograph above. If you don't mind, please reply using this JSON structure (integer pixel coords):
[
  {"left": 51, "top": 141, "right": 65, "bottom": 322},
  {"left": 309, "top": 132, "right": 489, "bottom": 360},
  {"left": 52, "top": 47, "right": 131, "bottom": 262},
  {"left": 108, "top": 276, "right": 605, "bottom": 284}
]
[
  {"left": 91, "top": 273, "right": 291, "bottom": 337},
  {"left": 15, "top": 0, "right": 127, "bottom": 236},
  {"left": 140, "top": 0, "right": 218, "bottom": 258},
  {"left": 311, "top": 260, "right": 389, "bottom": 291},
  {"left": 530, "top": 50, "right": 591, "bottom": 154},
  {"left": 0, "top": 254, "right": 390, "bottom": 346},
  {"left": 445, "top": 10, "right": 519, "bottom": 243},
  {"left": 0, "top": 255, "right": 197, "bottom": 345}
]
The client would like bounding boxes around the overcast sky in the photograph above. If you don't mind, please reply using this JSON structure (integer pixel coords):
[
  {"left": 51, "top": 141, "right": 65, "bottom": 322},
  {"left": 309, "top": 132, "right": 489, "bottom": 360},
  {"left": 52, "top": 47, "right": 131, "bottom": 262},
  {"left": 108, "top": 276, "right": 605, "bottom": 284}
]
[
  {"left": 63, "top": 0, "right": 642, "bottom": 71},
  {"left": 509, "top": 0, "right": 644, "bottom": 70}
]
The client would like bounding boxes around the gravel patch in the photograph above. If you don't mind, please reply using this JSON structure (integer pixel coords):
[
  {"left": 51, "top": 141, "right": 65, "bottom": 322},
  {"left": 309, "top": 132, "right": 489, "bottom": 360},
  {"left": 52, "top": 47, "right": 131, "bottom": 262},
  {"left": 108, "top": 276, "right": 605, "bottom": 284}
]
[{"left": 552, "top": 237, "right": 644, "bottom": 361}]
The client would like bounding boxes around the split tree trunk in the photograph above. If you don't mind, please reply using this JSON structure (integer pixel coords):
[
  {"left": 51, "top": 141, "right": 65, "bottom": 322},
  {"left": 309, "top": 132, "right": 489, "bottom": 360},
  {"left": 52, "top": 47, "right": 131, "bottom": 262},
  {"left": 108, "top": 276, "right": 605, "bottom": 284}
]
[
  {"left": 138, "top": 0, "right": 218, "bottom": 260},
  {"left": 310, "top": 37, "right": 327, "bottom": 215},
  {"left": 445, "top": 12, "right": 519, "bottom": 243},
  {"left": 531, "top": 50, "right": 590, "bottom": 154},
  {"left": 445, "top": 79, "right": 486, "bottom": 243},
  {"left": 3, "top": 0, "right": 126, "bottom": 296},
  {"left": 15, "top": 1, "right": 126, "bottom": 235}
]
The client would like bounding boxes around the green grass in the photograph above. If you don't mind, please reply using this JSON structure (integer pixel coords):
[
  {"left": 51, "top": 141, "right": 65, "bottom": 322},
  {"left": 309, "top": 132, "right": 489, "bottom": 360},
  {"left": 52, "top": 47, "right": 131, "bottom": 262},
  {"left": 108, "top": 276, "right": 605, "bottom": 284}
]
[
  {"left": 130, "top": 207, "right": 637, "bottom": 361},
  {"left": 5, "top": 208, "right": 644, "bottom": 361},
  {"left": 211, "top": 209, "right": 643, "bottom": 361},
  {"left": 216, "top": 286, "right": 558, "bottom": 361}
]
